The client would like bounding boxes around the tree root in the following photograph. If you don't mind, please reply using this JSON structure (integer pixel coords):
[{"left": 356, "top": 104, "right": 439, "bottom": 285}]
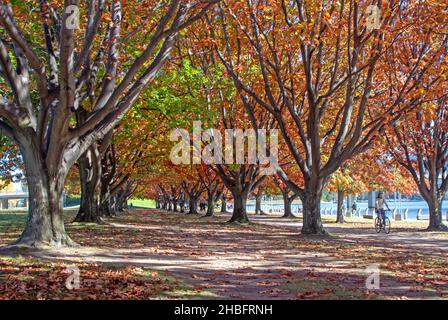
[{"left": 426, "top": 224, "right": 448, "bottom": 232}]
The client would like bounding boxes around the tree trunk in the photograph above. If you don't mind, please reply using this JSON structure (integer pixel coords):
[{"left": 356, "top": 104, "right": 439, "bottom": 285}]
[
  {"left": 179, "top": 200, "right": 185, "bottom": 213},
  {"left": 75, "top": 180, "right": 101, "bottom": 222},
  {"left": 283, "top": 197, "right": 294, "bottom": 218},
  {"left": 110, "top": 196, "right": 118, "bottom": 215},
  {"left": 229, "top": 191, "right": 249, "bottom": 223},
  {"left": 100, "top": 197, "right": 117, "bottom": 217},
  {"left": 205, "top": 193, "right": 215, "bottom": 217},
  {"left": 335, "top": 189, "right": 345, "bottom": 223},
  {"left": 116, "top": 191, "right": 127, "bottom": 212},
  {"left": 255, "top": 191, "right": 265, "bottom": 215},
  {"left": 116, "top": 191, "right": 124, "bottom": 212},
  {"left": 179, "top": 193, "right": 185, "bottom": 213},
  {"left": 99, "top": 177, "right": 115, "bottom": 217},
  {"left": 173, "top": 200, "right": 178, "bottom": 212},
  {"left": 188, "top": 197, "right": 198, "bottom": 214},
  {"left": 220, "top": 195, "right": 228, "bottom": 213},
  {"left": 74, "top": 147, "right": 102, "bottom": 223},
  {"left": 426, "top": 196, "right": 447, "bottom": 231},
  {"left": 301, "top": 187, "right": 327, "bottom": 235},
  {"left": 100, "top": 199, "right": 110, "bottom": 216},
  {"left": 13, "top": 143, "right": 76, "bottom": 248}
]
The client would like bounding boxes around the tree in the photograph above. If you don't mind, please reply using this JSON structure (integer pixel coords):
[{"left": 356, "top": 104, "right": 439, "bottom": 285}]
[
  {"left": 212, "top": 95, "right": 270, "bottom": 223},
  {"left": 198, "top": 164, "right": 223, "bottom": 216},
  {"left": 74, "top": 141, "right": 106, "bottom": 223},
  {"left": 274, "top": 177, "right": 299, "bottom": 218},
  {"left": 383, "top": 1, "right": 448, "bottom": 230},
  {"left": 327, "top": 163, "right": 367, "bottom": 223},
  {"left": 253, "top": 186, "right": 265, "bottom": 215},
  {"left": 272, "top": 147, "right": 304, "bottom": 218},
  {"left": 386, "top": 98, "right": 448, "bottom": 230},
  {"left": 219, "top": 187, "right": 230, "bottom": 213},
  {"left": 188, "top": 32, "right": 275, "bottom": 222},
  {"left": 252, "top": 177, "right": 281, "bottom": 215},
  {"left": 0, "top": 0, "right": 217, "bottom": 248},
  {"left": 208, "top": 0, "right": 442, "bottom": 234},
  {"left": 129, "top": 54, "right": 225, "bottom": 215},
  {"left": 182, "top": 173, "right": 205, "bottom": 214}
]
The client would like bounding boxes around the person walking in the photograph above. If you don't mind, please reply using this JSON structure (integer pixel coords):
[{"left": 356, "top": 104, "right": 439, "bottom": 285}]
[{"left": 352, "top": 201, "right": 357, "bottom": 215}]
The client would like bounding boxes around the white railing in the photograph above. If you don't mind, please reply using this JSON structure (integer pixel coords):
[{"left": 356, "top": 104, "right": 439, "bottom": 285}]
[
  {"left": 317, "top": 207, "right": 447, "bottom": 221},
  {"left": 0, "top": 192, "right": 28, "bottom": 200}
]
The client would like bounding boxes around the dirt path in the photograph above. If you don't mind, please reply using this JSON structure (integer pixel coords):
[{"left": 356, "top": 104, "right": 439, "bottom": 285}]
[{"left": 19, "top": 210, "right": 448, "bottom": 299}]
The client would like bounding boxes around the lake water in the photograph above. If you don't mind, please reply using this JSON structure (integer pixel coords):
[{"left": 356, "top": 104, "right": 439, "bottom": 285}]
[{"left": 246, "top": 200, "right": 448, "bottom": 220}]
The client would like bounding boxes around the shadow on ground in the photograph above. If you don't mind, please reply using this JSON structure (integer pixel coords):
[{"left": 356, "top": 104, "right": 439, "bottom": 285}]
[{"left": 1, "top": 209, "right": 447, "bottom": 299}]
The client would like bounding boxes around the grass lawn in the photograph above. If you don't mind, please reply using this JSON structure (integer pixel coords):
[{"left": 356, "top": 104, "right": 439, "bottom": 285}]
[{"left": 128, "top": 198, "right": 155, "bottom": 209}]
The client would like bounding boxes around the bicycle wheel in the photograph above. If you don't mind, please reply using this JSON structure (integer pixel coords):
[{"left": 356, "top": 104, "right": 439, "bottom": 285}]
[
  {"left": 375, "top": 217, "right": 382, "bottom": 233},
  {"left": 384, "top": 218, "right": 391, "bottom": 234}
]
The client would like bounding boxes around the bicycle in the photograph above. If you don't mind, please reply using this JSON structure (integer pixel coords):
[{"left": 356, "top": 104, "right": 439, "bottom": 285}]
[{"left": 374, "top": 209, "right": 391, "bottom": 234}]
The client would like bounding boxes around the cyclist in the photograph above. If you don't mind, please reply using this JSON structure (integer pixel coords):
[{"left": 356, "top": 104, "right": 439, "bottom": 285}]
[{"left": 375, "top": 192, "right": 390, "bottom": 225}]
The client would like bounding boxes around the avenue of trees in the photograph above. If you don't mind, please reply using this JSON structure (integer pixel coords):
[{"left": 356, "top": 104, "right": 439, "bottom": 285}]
[
  {"left": 0, "top": 0, "right": 217, "bottom": 247},
  {"left": 0, "top": 0, "right": 447, "bottom": 248}
]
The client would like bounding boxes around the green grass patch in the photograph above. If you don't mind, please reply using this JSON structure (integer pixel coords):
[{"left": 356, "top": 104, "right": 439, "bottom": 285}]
[
  {"left": 0, "top": 209, "right": 81, "bottom": 246},
  {"left": 0, "top": 211, "right": 27, "bottom": 227},
  {"left": 128, "top": 198, "right": 155, "bottom": 209},
  {"left": 284, "top": 279, "right": 368, "bottom": 299}
]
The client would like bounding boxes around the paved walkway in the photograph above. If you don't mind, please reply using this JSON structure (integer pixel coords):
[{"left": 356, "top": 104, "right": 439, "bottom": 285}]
[{"left": 250, "top": 214, "right": 448, "bottom": 257}]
